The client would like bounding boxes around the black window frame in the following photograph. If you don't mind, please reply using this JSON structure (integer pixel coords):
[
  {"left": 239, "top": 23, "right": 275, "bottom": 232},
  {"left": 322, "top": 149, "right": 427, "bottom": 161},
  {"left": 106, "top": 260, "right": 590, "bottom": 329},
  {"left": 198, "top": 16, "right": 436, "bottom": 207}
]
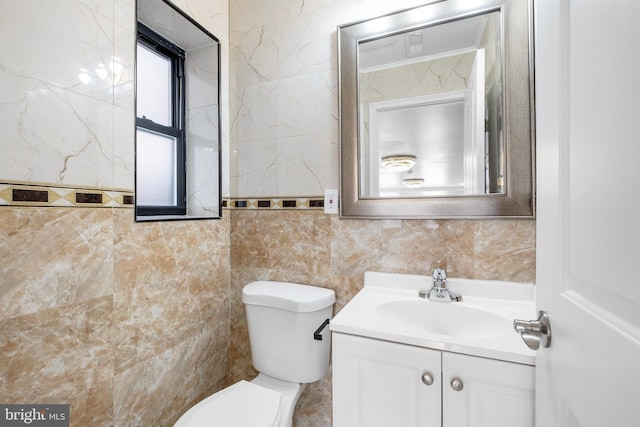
[{"left": 135, "top": 22, "right": 187, "bottom": 216}]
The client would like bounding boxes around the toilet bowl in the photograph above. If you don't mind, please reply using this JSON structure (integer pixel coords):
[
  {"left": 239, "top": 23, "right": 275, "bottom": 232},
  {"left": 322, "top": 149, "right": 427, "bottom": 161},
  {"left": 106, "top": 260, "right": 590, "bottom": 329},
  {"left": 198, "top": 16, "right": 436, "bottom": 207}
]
[
  {"left": 174, "top": 281, "right": 335, "bottom": 427},
  {"left": 173, "top": 379, "right": 281, "bottom": 427}
]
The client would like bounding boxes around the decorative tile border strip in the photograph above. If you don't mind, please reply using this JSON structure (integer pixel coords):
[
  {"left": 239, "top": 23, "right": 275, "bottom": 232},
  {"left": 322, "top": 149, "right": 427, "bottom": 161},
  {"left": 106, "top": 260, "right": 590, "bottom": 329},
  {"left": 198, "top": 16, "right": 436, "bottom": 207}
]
[
  {"left": 1, "top": 182, "right": 324, "bottom": 212},
  {"left": 223, "top": 197, "right": 325, "bottom": 210},
  {"left": 0, "top": 182, "right": 134, "bottom": 208}
]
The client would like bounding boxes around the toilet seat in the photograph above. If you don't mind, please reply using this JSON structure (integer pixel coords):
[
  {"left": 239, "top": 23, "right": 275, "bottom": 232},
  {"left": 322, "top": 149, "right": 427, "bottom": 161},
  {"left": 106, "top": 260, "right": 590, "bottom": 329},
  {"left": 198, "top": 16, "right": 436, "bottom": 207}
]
[{"left": 174, "top": 380, "right": 281, "bottom": 427}]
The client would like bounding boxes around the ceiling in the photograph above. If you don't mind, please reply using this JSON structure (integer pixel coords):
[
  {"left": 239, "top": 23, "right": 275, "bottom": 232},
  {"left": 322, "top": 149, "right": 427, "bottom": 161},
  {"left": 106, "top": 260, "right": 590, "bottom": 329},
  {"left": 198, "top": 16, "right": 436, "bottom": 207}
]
[{"left": 359, "top": 13, "right": 487, "bottom": 71}]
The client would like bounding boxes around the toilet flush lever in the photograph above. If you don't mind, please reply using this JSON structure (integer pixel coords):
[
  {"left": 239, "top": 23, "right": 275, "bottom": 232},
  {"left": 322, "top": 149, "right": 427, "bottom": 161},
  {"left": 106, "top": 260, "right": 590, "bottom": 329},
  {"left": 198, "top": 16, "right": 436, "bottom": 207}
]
[{"left": 313, "top": 319, "right": 330, "bottom": 341}]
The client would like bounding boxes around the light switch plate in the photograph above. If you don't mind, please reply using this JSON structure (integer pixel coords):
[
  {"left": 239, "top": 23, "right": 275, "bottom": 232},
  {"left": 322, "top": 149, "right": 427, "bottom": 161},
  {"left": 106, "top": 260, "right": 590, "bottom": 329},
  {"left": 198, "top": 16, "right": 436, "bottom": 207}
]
[{"left": 324, "top": 189, "right": 338, "bottom": 214}]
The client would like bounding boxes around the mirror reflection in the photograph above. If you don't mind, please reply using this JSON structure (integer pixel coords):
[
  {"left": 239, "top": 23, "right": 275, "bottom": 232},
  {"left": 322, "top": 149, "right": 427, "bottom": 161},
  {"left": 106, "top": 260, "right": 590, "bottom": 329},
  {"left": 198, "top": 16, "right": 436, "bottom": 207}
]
[
  {"left": 338, "top": 0, "right": 534, "bottom": 219},
  {"left": 358, "top": 11, "right": 503, "bottom": 198}
]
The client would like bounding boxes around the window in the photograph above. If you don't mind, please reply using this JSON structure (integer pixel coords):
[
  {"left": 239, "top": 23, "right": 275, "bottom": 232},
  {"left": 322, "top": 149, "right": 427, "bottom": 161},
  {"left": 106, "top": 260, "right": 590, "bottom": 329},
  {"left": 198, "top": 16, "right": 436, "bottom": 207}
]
[
  {"left": 136, "top": 22, "right": 186, "bottom": 216},
  {"left": 136, "top": 0, "right": 222, "bottom": 221}
]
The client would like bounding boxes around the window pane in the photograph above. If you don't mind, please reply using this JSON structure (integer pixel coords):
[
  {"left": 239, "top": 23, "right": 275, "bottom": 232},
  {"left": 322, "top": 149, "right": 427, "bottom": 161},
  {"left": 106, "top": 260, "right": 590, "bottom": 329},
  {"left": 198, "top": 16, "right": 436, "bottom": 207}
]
[
  {"left": 136, "top": 128, "right": 177, "bottom": 206},
  {"left": 136, "top": 43, "right": 172, "bottom": 126}
]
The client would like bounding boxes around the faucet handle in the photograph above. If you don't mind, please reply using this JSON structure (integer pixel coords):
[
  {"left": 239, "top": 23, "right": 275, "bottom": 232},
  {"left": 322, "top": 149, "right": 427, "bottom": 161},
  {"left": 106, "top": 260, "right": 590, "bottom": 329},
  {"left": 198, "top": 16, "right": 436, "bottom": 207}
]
[{"left": 432, "top": 267, "right": 447, "bottom": 282}]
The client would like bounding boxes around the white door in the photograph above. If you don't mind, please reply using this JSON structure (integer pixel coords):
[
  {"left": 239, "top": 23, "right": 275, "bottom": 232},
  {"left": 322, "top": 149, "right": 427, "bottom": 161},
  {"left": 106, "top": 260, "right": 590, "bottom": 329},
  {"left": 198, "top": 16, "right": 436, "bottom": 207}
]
[
  {"left": 463, "top": 48, "right": 485, "bottom": 194},
  {"left": 535, "top": 1, "right": 640, "bottom": 426}
]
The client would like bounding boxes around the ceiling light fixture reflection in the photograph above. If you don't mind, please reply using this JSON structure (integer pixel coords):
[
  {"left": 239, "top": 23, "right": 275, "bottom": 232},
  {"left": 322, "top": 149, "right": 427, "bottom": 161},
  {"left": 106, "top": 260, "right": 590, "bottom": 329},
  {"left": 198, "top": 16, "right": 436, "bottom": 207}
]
[
  {"left": 77, "top": 57, "right": 126, "bottom": 86},
  {"left": 381, "top": 154, "right": 416, "bottom": 172},
  {"left": 403, "top": 178, "right": 424, "bottom": 188},
  {"left": 95, "top": 64, "right": 109, "bottom": 80},
  {"left": 78, "top": 68, "right": 92, "bottom": 85}
]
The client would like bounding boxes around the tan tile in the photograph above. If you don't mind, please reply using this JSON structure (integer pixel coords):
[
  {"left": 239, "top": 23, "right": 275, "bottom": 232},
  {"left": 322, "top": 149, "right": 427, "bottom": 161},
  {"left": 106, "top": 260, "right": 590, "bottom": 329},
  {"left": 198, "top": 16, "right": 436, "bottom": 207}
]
[
  {"left": 0, "top": 208, "right": 114, "bottom": 321},
  {"left": 113, "top": 210, "right": 230, "bottom": 294},
  {"left": 114, "top": 281, "right": 228, "bottom": 374},
  {"left": 474, "top": 220, "right": 536, "bottom": 282},
  {"left": 231, "top": 210, "right": 331, "bottom": 277},
  {"left": 114, "top": 326, "right": 228, "bottom": 427},
  {"left": 0, "top": 297, "right": 114, "bottom": 426}
]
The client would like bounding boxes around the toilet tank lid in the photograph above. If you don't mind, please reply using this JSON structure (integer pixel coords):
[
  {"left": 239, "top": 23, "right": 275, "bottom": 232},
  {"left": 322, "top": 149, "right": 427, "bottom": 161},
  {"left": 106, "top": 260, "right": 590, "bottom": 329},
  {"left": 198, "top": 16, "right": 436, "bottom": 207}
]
[{"left": 243, "top": 281, "right": 335, "bottom": 313}]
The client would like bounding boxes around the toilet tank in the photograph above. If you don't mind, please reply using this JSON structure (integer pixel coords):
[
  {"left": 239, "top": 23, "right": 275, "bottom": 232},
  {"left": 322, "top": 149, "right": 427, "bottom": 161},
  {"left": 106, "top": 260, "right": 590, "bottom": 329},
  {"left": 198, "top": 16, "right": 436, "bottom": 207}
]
[{"left": 242, "top": 281, "right": 336, "bottom": 384}]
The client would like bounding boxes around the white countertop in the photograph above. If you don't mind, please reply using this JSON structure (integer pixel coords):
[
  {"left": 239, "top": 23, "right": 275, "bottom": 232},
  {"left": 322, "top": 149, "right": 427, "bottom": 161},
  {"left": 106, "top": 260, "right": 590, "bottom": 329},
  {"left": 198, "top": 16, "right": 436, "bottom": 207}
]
[{"left": 330, "top": 271, "right": 537, "bottom": 366}]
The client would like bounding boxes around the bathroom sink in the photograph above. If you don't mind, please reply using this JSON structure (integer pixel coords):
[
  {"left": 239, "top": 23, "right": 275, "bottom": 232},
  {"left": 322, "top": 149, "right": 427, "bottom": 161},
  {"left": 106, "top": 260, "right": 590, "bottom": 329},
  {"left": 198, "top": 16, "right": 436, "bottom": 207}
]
[
  {"left": 377, "top": 300, "right": 507, "bottom": 337},
  {"left": 329, "top": 271, "right": 537, "bottom": 365}
]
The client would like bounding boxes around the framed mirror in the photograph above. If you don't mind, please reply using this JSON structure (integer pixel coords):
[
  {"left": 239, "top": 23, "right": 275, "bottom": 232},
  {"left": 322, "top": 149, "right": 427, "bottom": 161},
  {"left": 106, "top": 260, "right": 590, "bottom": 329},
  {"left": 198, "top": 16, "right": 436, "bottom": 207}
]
[
  {"left": 338, "top": 0, "right": 534, "bottom": 219},
  {"left": 136, "top": 0, "right": 221, "bottom": 221}
]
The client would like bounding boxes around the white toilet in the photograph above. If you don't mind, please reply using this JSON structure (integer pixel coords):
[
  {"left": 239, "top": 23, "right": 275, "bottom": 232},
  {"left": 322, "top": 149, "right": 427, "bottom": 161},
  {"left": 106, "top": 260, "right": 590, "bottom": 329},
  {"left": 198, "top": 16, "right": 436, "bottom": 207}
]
[{"left": 174, "top": 281, "right": 336, "bottom": 427}]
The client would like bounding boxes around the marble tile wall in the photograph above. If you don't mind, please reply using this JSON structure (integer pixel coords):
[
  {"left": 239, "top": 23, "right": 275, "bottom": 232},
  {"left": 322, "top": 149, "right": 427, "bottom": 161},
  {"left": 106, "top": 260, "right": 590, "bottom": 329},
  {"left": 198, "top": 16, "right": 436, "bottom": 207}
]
[
  {"left": 230, "top": 0, "right": 448, "bottom": 197},
  {"left": 186, "top": 45, "right": 222, "bottom": 215},
  {"left": 359, "top": 52, "right": 476, "bottom": 106},
  {"left": 0, "top": 208, "right": 230, "bottom": 426},
  {"left": 0, "top": 0, "right": 135, "bottom": 190},
  {"left": 229, "top": 0, "right": 536, "bottom": 426},
  {"left": 229, "top": 210, "right": 536, "bottom": 426},
  {"left": 174, "top": 0, "right": 232, "bottom": 200},
  {"left": 0, "top": 0, "right": 230, "bottom": 197},
  {"left": 2, "top": 0, "right": 536, "bottom": 426},
  {"left": 1, "top": 0, "right": 231, "bottom": 426}
]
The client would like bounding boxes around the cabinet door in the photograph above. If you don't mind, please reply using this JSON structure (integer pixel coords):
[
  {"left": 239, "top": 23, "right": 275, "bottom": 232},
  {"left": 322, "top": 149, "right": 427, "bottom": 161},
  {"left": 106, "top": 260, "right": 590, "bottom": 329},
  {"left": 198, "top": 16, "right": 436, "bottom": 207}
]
[
  {"left": 332, "top": 333, "right": 441, "bottom": 427},
  {"left": 442, "top": 352, "right": 534, "bottom": 427}
]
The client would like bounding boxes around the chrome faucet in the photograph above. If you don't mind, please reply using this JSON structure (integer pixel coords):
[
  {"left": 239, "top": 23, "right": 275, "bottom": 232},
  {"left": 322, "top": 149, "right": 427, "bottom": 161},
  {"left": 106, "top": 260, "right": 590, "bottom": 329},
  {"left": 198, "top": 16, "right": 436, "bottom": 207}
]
[{"left": 418, "top": 265, "right": 462, "bottom": 302}]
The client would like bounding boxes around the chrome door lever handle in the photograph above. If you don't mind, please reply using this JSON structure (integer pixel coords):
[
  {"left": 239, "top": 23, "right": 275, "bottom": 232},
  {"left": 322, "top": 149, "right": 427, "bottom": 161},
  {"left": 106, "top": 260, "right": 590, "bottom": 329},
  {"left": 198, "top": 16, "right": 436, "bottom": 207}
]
[{"left": 513, "top": 311, "right": 552, "bottom": 350}]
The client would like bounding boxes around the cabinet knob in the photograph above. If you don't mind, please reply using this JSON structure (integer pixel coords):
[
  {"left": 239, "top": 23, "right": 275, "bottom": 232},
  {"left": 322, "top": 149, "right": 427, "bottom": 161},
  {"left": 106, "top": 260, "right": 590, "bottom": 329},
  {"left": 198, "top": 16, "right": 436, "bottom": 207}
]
[
  {"left": 450, "top": 377, "right": 464, "bottom": 391},
  {"left": 421, "top": 372, "right": 434, "bottom": 386}
]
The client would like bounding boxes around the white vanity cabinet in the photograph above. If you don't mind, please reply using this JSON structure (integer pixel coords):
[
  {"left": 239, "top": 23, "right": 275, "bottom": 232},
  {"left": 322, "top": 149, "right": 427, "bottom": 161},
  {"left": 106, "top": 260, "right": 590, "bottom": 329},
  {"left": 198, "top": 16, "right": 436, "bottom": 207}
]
[
  {"left": 332, "top": 333, "right": 534, "bottom": 427},
  {"left": 332, "top": 332, "right": 442, "bottom": 426},
  {"left": 443, "top": 351, "right": 534, "bottom": 427}
]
